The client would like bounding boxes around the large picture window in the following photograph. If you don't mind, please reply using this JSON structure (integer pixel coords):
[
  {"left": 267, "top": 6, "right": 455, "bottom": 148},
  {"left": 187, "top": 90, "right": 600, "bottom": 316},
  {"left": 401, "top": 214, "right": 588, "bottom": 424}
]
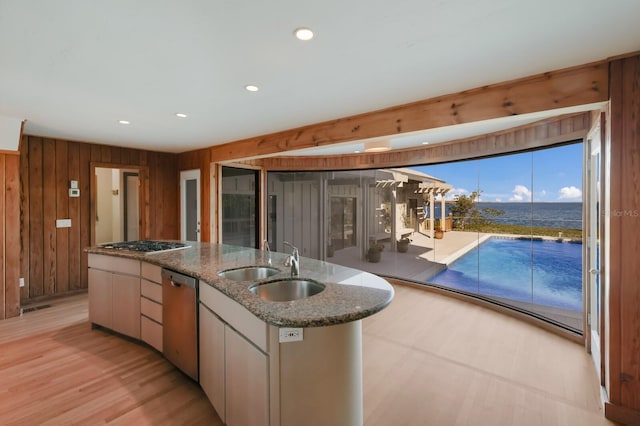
[{"left": 267, "top": 142, "right": 584, "bottom": 333}]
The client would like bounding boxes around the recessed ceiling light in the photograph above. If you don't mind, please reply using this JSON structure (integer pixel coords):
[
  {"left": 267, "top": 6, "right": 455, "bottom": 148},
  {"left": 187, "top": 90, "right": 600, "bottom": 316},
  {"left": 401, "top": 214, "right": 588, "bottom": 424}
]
[
  {"left": 354, "top": 150, "right": 361, "bottom": 154},
  {"left": 422, "top": 141, "right": 430, "bottom": 145},
  {"left": 118, "top": 120, "right": 130, "bottom": 125},
  {"left": 294, "top": 27, "right": 314, "bottom": 41},
  {"left": 245, "top": 85, "right": 259, "bottom": 92},
  {"left": 175, "top": 113, "right": 187, "bottom": 118},
  {"left": 364, "top": 140, "right": 392, "bottom": 152}
]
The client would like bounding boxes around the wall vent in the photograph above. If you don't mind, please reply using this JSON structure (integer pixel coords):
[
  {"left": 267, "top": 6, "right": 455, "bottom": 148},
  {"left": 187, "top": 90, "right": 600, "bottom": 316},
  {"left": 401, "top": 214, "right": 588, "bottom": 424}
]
[{"left": 21, "top": 304, "right": 52, "bottom": 314}]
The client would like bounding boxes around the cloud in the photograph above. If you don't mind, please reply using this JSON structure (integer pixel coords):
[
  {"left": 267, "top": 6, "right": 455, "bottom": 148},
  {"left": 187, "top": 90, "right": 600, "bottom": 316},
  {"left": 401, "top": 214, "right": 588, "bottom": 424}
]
[
  {"left": 559, "top": 186, "right": 582, "bottom": 200},
  {"left": 445, "top": 187, "right": 469, "bottom": 201},
  {"left": 509, "top": 185, "right": 532, "bottom": 202},
  {"left": 539, "top": 190, "right": 547, "bottom": 197},
  {"left": 495, "top": 198, "right": 502, "bottom": 202}
]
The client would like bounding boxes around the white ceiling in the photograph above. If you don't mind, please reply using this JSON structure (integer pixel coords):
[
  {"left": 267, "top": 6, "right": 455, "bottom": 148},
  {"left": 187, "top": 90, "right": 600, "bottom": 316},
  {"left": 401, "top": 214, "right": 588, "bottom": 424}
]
[{"left": 1, "top": 0, "right": 639, "bottom": 154}]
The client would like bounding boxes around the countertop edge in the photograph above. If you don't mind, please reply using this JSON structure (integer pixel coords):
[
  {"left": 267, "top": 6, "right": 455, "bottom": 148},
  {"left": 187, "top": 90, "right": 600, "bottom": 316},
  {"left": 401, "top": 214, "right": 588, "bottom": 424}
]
[{"left": 85, "top": 243, "right": 394, "bottom": 328}]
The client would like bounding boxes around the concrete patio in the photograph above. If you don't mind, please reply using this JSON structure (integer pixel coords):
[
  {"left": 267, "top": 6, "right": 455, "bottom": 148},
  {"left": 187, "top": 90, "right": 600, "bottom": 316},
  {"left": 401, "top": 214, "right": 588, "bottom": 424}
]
[{"left": 329, "top": 230, "right": 490, "bottom": 282}]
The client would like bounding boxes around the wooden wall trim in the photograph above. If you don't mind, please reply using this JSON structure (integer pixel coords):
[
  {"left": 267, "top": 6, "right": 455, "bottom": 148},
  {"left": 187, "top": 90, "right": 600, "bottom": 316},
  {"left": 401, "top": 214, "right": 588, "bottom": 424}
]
[
  {"left": 1, "top": 154, "right": 20, "bottom": 319},
  {"left": 210, "top": 61, "right": 607, "bottom": 162},
  {"left": 255, "top": 112, "right": 592, "bottom": 171},
  {"left": 607, "top": 54, "right": 640, "bottom": 415},
  {"left": 605, "top": 402, "right": 640, "bottom": 426},
  {"left": 1, "top": 154, "right": 5, "bottom": 319}
]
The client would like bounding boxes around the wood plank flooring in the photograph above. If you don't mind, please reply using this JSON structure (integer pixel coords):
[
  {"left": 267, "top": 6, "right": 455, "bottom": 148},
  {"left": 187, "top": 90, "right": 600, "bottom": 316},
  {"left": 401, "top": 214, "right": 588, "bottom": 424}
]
[
  {"left": 0, "top": 287, "right": 613, "bottom": 425},
  {"left": 0, "top": 294, "right": 220, "bottom": 425}
]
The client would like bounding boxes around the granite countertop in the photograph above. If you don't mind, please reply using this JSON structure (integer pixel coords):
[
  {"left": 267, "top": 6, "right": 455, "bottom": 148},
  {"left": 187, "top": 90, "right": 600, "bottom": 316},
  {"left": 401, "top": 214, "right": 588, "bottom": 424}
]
[{"left": 86, "top": 242, "right": 394, "bottom": 327}]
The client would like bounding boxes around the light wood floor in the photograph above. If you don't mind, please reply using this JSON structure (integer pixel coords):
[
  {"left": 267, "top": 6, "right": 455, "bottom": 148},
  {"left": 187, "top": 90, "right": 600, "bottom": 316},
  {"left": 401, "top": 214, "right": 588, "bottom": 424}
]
[
  {"left": 0, "top": 294, "right": 221, "bottom": 425},
  {"left": 0, "top": 287, "right": 613, "bottom": 425},
  {"left": 362, "top": 285, "right": 613, "bottom": 425}
]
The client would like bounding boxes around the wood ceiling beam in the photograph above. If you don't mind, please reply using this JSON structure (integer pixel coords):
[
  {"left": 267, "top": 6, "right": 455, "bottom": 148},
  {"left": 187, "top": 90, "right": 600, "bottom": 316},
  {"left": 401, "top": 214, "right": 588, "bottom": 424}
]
[
  {"left": 210, "top": 60, "right": 608, "bottom": 162},
  {"left": 256, "top": 111, "right": 593, "bottom": 171}
]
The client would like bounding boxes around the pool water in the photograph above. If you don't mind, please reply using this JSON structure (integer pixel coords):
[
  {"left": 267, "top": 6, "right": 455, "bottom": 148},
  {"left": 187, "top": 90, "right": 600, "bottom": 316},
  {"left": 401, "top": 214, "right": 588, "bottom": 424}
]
[{"left": 430, "top": 238, "right": 583, "bottom": 311}]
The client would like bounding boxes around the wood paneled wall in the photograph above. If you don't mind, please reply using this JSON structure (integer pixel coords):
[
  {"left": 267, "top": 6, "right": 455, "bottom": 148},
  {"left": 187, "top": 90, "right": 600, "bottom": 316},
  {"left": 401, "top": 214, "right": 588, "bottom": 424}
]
[
  {"left": 605, "top": 54, "right": 640, "bottom": 425},
  {"left": 19, "top": 136, "right": 178, "bottom": 303},
  {"left": 1, "top": 153, "right": 20, "bottom": 319},
  {"left": 178, "top": 148, "right": 212, "bottom": 242}
]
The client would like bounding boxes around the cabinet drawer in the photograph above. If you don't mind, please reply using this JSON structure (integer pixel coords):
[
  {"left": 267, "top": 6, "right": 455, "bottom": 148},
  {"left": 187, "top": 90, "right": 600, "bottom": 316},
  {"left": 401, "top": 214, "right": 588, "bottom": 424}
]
[
  {"left": 141, "top": 297, "right": 162, "bottom": 323},
  {"left": 141, "top": 316, "right": 163, "bottom": 352},
  {"left": 141, "top": 261, "right": 162, "bottom": 283},
  {"left": 88, "top": 254, "right": 140, "bottom": 276},
  {"left": 199, "top": 282, "right": 268, "bottom": 353},
  {"left": 141, "top": 278, "right": 163, "bottom": 303}
]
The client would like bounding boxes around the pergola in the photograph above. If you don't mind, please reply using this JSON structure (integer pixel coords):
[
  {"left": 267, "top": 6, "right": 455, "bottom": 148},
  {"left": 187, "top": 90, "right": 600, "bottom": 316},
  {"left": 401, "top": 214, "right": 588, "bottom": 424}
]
[
  {"left": 414, "top": 182, "right": 452, "bottom": 238},
  {"left": 383, "top": 168, "right": 452, "bottom": 240}
]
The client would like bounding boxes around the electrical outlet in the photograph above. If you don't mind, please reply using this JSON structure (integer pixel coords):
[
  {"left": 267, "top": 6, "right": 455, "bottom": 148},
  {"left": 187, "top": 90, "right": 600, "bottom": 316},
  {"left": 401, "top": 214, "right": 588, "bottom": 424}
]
[
  {"left": 279, "top": 327, "right": 303, "bottom": 343},
  {"left": 19, "top": 277, "right": 25, "bottom": 288}
]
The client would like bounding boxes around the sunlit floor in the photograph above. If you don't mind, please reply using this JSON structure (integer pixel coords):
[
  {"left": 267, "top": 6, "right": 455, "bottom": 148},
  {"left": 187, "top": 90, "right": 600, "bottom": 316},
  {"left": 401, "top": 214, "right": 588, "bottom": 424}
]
[
  {"left": 0, "top": 287, "right": 610, "bottom": 425},
  {"left": 362, "top": 284, "right": 610, "bottom": 425}
]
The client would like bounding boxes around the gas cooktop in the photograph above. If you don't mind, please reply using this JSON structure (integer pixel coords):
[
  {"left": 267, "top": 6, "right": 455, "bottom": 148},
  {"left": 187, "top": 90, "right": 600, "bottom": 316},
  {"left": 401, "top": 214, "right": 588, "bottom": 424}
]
[{"left": 100, "top": 240, "right": 189, "bottom": 253}]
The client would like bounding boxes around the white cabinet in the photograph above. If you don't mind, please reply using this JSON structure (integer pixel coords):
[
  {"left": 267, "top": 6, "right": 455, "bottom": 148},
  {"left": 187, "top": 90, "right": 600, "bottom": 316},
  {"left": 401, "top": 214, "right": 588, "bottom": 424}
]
[
  {"left": 88, "top": 254, "right": 140, "bottom": 339},
  {"left": 199, "top": 304, "right": 226, "bottom": 422},
  {"left": 140, "top": 262, "right": 163, "bottom": 352},
  {"left": 112, "top": 273, "right": 141, "bottom": 338},
  {"left": 88, "top": 268, "right": 112, "bottom": 328},
  {"left": 199, "top": 283, "right": 269, "bottom": 426},
  {"left": 225, "top": 325, "right": 269, "bottom": 426}
]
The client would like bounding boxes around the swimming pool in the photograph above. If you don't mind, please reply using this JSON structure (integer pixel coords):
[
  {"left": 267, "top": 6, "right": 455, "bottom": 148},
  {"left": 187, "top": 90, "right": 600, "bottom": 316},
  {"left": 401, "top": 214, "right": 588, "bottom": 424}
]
[{"left": 429, "top": 237, "right": 583, "bottom": 311}]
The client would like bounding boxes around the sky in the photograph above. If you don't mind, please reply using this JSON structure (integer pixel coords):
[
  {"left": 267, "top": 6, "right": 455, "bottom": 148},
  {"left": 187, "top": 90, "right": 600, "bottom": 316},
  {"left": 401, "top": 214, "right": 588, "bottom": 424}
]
[{"left": 412, "top": 142, "right": 583, "bottom": 202}]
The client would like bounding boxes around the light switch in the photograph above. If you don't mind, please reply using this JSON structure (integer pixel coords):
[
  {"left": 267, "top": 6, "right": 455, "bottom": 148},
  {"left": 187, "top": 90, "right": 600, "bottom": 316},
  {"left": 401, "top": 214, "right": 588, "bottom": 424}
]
[{"left": 56, "top": 219, "right": 72, "bottom": 228}]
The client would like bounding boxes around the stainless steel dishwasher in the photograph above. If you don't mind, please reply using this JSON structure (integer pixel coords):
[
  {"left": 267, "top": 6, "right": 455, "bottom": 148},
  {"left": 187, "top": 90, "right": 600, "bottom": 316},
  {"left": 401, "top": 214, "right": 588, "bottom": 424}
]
[{"left": 161, "top": 268, "right": 198, "bottom": 381}]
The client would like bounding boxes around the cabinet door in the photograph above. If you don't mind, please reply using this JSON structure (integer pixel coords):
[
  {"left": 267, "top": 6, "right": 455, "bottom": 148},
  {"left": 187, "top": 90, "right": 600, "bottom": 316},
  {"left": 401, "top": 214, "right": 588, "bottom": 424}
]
[
  {"left": 199, "top": 304, "right": 226, "bottom": 422},
  {"left": 112, "top": 274, "right": 140, "bottom": 339},
  {"left": 88, "top": 268, "right": 112, "bottom": 328},
  {"left": 225, "top": 326, "right": 269, "bottom": 426}
]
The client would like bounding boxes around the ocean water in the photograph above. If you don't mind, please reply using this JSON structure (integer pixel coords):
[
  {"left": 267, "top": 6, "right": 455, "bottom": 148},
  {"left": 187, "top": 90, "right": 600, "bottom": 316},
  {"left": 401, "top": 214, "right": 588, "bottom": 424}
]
[
  {"left": 431, "top": 202, "right": 582, "bottom": 230},
  {"left": 430, "top": 237, "right": 583, "bottom": 311}
]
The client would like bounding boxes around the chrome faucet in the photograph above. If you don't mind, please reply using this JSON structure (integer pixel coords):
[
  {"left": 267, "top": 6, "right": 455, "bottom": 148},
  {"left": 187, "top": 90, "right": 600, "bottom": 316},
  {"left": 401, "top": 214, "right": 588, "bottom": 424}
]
[
  {"left": 263, "top": 239, "right": 272, "bottom": 266},
  {"left": 282, "top": 241, "right": 300, "bottom": 277}
]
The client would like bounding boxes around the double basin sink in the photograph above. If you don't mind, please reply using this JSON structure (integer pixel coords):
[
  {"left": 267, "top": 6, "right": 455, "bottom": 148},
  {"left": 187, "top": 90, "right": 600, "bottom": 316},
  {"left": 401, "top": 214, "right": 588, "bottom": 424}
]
[{"left": 218, "top": 266, "right": 325, "bottom": 302}]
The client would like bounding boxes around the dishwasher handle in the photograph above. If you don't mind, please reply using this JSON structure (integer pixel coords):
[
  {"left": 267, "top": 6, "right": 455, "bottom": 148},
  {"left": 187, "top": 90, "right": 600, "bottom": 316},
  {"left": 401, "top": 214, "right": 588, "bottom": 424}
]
[{"left": 161, "top": 268, "right": 197, "bottom": 289}]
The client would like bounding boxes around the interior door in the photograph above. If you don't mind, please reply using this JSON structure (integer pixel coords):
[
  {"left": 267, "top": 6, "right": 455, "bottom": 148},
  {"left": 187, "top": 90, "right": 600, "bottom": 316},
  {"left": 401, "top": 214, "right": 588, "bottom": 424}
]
[
  {"left": 181, "top": 169, "right": 201, "bottom": 241},
  {"left": 587, "top": 121, "right": 603, "bottom": 382},
  {"left": 123, "top": 172, "right": 139, "bottom": 240}
]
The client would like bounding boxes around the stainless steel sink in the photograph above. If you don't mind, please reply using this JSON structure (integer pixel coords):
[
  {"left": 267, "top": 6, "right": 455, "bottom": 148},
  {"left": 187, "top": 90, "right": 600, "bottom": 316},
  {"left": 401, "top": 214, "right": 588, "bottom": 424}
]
[
  {"left": 249, "top": 279, "right": 325, "bottom": 302},
  {"left": 218, "top": 266, "right": 280, "bottom": 281}
]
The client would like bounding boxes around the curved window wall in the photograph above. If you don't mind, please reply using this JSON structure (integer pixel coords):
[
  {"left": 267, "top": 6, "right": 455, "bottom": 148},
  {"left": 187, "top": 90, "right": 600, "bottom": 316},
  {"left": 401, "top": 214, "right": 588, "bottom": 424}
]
[{"left": 267, "top": 143, "right": 584, "bottom": 333}]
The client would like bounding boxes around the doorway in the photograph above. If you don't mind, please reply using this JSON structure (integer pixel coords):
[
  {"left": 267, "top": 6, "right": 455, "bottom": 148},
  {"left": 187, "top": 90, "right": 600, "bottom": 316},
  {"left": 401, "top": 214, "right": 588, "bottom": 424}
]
[
  {"left": 220, "top": 166, "right": 259, "bottom": 248},
  {"left": 94, "top": 167, "right": 141, "bottom": 244},
  {"left": 180, "top": 169, "right": 201, "bottom": 241},
  {"left": 330, "top": 197, "right": 357, "bottom": 250}
]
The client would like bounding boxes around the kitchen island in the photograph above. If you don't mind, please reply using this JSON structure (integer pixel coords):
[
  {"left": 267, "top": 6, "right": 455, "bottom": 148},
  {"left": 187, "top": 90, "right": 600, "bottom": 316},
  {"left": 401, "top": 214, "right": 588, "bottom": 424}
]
[{"left": 86, "top": 242, "right": 394, "bottom": 426}]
